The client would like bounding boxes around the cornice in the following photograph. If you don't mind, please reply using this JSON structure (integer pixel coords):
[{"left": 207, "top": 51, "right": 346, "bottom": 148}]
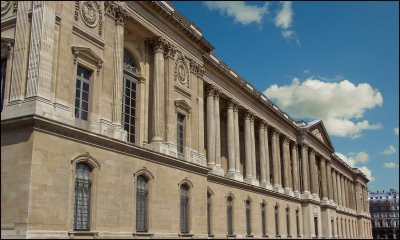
[{"left": 139, "top": 1, "right": 214, "bottom": 53}]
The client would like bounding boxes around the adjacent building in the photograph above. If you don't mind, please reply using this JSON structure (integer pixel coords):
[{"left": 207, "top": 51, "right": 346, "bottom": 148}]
[
  {"left": 1, "top": 1, "right": 372, "bottom": 239},
  {"left": 370, "top": 189, "right": 400, "bottom": 239}
]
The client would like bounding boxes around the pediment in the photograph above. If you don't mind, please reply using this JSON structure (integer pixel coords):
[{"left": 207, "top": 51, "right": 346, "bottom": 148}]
[
  {"left": 306, "top": 120, "right": 334, "bottom": 151},
  {"left": 71, "top": 46, "right": 103, "bottom": 70},
  {"left": 174, "top": 99, "right": 191, "bottom": 117}
]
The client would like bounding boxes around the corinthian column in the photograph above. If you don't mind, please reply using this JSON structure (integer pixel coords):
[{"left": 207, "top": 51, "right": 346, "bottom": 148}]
[
  {"left": 206, "top": 86, "right": 215, "bottom": 167},
  {"left": 332, "top": 169, "right": 337, "bottom": 204},
  {"left": 271, "top": 129, "right": 279, "bottom": 187},
  {"left": 337, "top": 173, "right": 342, "bottom": 207},
  {"left": 250, "top": 116, "right": 257, "bottom": 183},
  {"left": 326, "top": 162, "right": 333, "bottom": 202},
  {"left": 282, "top": 137, "right": 290, "bottom": 189},
  {"left": 276, "top": 132, "right": 282, "bottom": 185},
  {"left": 262, "top": 123, "right": 271, "bottom": 189},
  {"left": 244, "top": 111, "right": 253, "bottom": 182},
  {"left": 227, "top": 100, "right": 236, "bottom": 177},
  {"left": 291, "top": 143, "right": 300, "bottom": 195},
  {"left": 320, "top": 158, "right": 328, "bottom": 200},
  {"left": 301, "top": 143, "right": 310, "bottom": 194},
  {"left": 151, "top": 37, "right": 165, "bottom": 142},
  {"left": 259, "top": 123, "right": 266, "bottom": 186},
  {"left": 309, "top": 150, "right": 318, "bottom": 197},
  {"left": 233, "top": 104, "right": 241, "bottom": 178},
  {"left": 214, "top": 90, "right": 221, "bottom": 168},
  {"left": 112, "top": 13, "right": 125, "bottom": 124}
]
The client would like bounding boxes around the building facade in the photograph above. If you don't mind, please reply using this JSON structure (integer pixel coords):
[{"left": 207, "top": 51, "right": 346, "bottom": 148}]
[
  {"left": 370, "top": 189, "right": 400, "bottom": 239},
  {"left": 1, "top": 1, "right": 372, "bottom": 239}
]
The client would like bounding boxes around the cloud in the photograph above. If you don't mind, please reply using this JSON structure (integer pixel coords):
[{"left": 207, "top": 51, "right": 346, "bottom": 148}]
[
  {"left": 384, "top": 162, "right": 400, "bottom": 169},
  {"left": 275, "top": 1, "right": 293, "bottom": 29},
  {"left": 380, "top": 145, "right": 396, "bottom": 155},
  {"left": 336, "top": 152, "right": 374, "bottom": 181},
  {"left": 281, "top": 30, "right": 293, "bottom": 39},
  {"left": 264, "top": 77, "right": 383, "bottom": 138},
  {"left": 204, "top": 1, "right": 269, "bottom": 25},
  {"left": 395, "top": 127, "right": 399, "bottom": 135}
]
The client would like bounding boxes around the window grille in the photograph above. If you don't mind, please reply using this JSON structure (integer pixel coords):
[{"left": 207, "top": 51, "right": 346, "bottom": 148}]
[
  {"left": 1, "top": 58, "right": 6, "bottom": 112},
  {"left": 262, "top": 204, "right": 267, "bottom": 235},
  {"left": 286, "top": 208, "right": 290, "bottom": 236},
  {"left": 136, "top": 175, "right": 148, "bottom": 232},
  {"left": 180, "top": 184, "right": 189, "bottom": 233},
  {"left": 177, "top": 114, "right": 185, "bottom": 159},
  {"left": 246, "top": 200, "right": 251, "bottom": 235},
  {"left": 227, "top": 197, "right": 233, "bottom": 235},
  {"left": 275, "top": 206, "right": 279, "bottom": 235},
  {"left": 207, "top": 192, "right": 211, "bottom": 234},
  {"left": 75, "top": 66, "right": 91, "bottom": 120},
  {"left": 74, "top": 163, "right": 92, "bottom": 231},
  {"left": 122, "top": 49, "right": 138, "bottom": 143}
]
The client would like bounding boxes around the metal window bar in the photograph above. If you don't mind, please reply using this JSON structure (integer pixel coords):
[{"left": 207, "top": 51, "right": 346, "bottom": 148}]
[
  {"left": 1, "top": 59, "right": 6, "bottom": 112},
  {"left": 74, "top": 66, "right": 91, "bottom": 121},
  {"left": 177, "top": 114, "right": 185, "bottom": 159},
  {"left": 74, "top": 163, "right": 91, "bottom": 231},
  {"left": 180, "top": 185, "right": 189, "bottom": 233},
  {"left": 246, "top": 202, "right": 251, "bottom": 235},
  {"left": 275, "top": 207, "right": 279, "bottom": 235},
  {"left": 262, "top": 206, "right": 266, "bottom": 235},
  {"left": 136, "top": 176, "right": 148, "bottom": 232},
  {"left": 227, "top": 199, "right": 233, "bottom": 235}
]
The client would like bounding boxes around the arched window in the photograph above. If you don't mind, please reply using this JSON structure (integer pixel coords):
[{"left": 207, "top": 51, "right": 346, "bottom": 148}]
[
  {"left": 246, "top": 200, "right": 251, "bottom": 236},
  {"left": 227, "top": 196, "right": 234, "bottom": 235},
  {"left": 275, "top": 205, "right": 279, "bottom": 236},
  {"left": 180, "top": 184, "right": 189, "bottom": 233},
  {"left": 136, "top": 175, "right": 148, "bottom": 232},
  {"left": 286, "top": 208, "right": 291, "bottom": 236},
  {"left": 74, "top": 163, "right": 92, "bottom": 231},
  {"left": 261, "top": 202, "right": 267, "bottom": 236},
  {"left": 207, "top": 191, "right": 212, "bottom": 235},
  {"left": 296, "top": 209, "right": 300, "bottom": 236},
  {"left": 123, "top": 49, "right": 139, "bottom": 143}
]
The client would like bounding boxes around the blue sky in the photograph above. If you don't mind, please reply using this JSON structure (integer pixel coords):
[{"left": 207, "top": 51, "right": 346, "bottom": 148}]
[{"left": 172, "top": 1, "right": 399, "bottom": 192}]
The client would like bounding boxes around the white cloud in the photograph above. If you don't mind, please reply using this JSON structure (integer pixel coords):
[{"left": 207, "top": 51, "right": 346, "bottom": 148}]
[
  {"left": 336, "top": 152, "right": 374, "bottom": 181},
  {"left": 395, "top": 127, "right": 399, "bottom": 135},
  {"left": 204, "top": 1, "right": 269, "bottom": 25},
  {"left": 281, "top": 30, "right": 293, "bottom": 39},
  {"left": 275, "top": 1, "right": 293, "bottom": 29},
  {"left": 384, "top": 162, "right": 400, "bottom": 169},
  {"left": 380, "top": 145, "right": 396, "bottom": 155},
  {"left": 264, "top": 77, "right": 383, "bottom": 138}
]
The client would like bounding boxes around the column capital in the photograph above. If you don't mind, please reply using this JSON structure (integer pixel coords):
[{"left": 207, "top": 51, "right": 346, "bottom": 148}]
[
  {"left": 105, "top": 1, "right": 127, "bottom": 24},
  {"left": 213, "top": 88, "right": 220, "bottom": 99},
  {"left": 300, "top": 142, "right": 308, "bottom": 149},
  {"left": 163, "top": 42, "right": 176, "bottom": 58},
  {"left": 309, "top": 149, "right": 315, "bottom": 156},
  {"left": 151, "top": 36, "right": 166, "bottom": 53},
  {"left": 291, "top": 142, "right": 298, "bottom": 150},
  {"left": 258, "top": 121, "right": 266, "bottom": 130},
  {"left": 283, "top": 136, "right": 290, "bottom": 144},
  {"left": 262, "top": 121, "right": 269, "bottom": 128},
  {"left": 206, "top": 85, "right": 216, "bottom": 96},
  {"left": 227, "top": 99, "right": 236, "bottom": 109},
  {"left": 320, "top": 157, "right": 326, "bottom": 163}
]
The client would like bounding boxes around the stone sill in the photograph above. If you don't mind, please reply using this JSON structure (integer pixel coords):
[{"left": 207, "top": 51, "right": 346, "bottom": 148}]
[
  {"left": 68, "top": 231, "right": 99, "bottom": 237},
  {"left": 133, "top": 232, "right": 154, "bottom": 237},
  {"left": 227, "top": 234, "right": 237, "bottom": 239},
  {"left": 179, "top": 233, "right": 194, "bottom": 237}
]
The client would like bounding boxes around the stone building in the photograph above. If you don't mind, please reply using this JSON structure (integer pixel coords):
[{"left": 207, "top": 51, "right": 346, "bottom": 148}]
[
  {"left": 370, "top": 189, "right": 400, "bottom": 239},
  {"left": 1, "top": 1, "right": 372, "bottom": 239}
]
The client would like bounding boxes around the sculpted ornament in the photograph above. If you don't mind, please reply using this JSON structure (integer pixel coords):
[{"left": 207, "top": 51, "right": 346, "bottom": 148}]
[
  {"left": 1, "top": 1, "right": 11, "bottom": 15},
  {"left": 175, "top": 55, "right": 189, "bottom": 87},
  {"left": 80, "top": 1, "right": 99, "bottom": 28}
]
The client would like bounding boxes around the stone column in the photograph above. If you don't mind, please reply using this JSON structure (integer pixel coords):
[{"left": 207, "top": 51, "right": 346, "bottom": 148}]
[
  {"left": 341, "top": 176, "right": 346, "bottom": 208},
  {"left": 320, "top": 158, "right": 328, "bottom": 200},
  {"left": 263, "top": 123, "right": 271, "bottom": 189},
  {"left": 227, "top": 100, "right": 236, "bottom": 177},
  {"left": 332, "top": 170, "right": 337, "bottom": 204},
  {"left": 291, "top": 143, "right": 300, "bottom": 195},
  {"left": 112, "top": 14, "right": 125, "bottom": 125},
  {"left": 206, "top": 86, "right": 215, "bottom": 167},
  {"left": 337, "top": 173, "right": 342, "bottom": 207},
  {"left": 244, "top": 111, "right": 253, "bottom": 182},
  {"left": 300, "top": 143, "right": 310, "bottom": 194},
  {"left": 272, "top": 129, "right": 280, "bottom": 189},
  {"left": 259, "top": 123, "right": 267, "bottom": 186},
  {"left": 282, "top": 137, "right": 290, "bottom": 190},
  {"left": 309, "top": 150, "right": 318, "bottom": 197},
  {"left": 250, "top": 115, "right": 257, "bottom": 183},
  {"left": 233, "top": 104, "right": 241, "bottom": 177},
  {"left": 326, "top": 162, "right": 333, "bottom": 202},
  {"left": 276, "top": 132, "right": 282, "bottom": 185},
  {"left": 214, "top": 90, "right": 221, "bottom": 168},
  {"left": 151, "top": 37, "right": 165, "bottom": 142}
]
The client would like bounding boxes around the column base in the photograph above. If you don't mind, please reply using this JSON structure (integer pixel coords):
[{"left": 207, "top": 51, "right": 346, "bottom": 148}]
[
  {"left": 312, "top": 193, "right": 320, "bottom": 201},
  {"left": 273, "top": 184, "right": 285, "bottom": 193},
  {"left": 208, "top": 164, "right": 225, "bottom": 176},
  {"left": 244, "top": 177, "right": 259, "bottom": 186},
  {"left": 284, "top": 188, "right": 295, "bottom": 197},
  {"left": 301, "top": 191, "right": 313, "bottom": 200},
  {"left": 294, "top": 190, "right": 301, "bottom": 198},
  {"left": 145, "top": 141, "right": 174, "bottom": 156},
  {"left": 260, "top": 181, "right": 273, "bottom": 190}
]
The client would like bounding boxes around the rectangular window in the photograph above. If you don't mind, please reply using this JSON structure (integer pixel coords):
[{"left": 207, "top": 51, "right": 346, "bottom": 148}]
[
  {"left": 1, "top": 58, "right": 6, "bottom": 112},
  {"left": 122, "top": 75, "right": 137, "bottom": 143},
  {"left": 75, "top": 66, "right": 91, "bottom": 121},
  {"left": 314, "top": 216, "right": 318, "bottom": 237},
  {"left": 177, "top": 114, "right": 185, "bottom": 159}
]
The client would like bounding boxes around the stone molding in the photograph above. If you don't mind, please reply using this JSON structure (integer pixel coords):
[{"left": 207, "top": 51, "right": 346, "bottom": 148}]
[{"left": 71, "top": 46, "right": 103, "bottom": 73}]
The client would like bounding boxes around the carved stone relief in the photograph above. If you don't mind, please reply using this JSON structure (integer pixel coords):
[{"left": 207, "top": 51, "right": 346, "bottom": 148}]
[
  {"left": 75, "top": 1, "right": 103, "bottom": 35},
  {"left": 175, "top": 55, "right": 189, "bottom": 88},
  {"left": 1, "top": 1, "right": 15, "bottom": 16}
]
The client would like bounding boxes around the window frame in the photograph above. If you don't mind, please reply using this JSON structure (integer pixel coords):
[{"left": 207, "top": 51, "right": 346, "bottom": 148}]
[
  {"left": 180, "top": 184, "right": 190, "bottom": 234},
  {"left": 177, "top": 113, "right": 185, "bottom": 159},
  {"left": 227, "top": 196, "right": 234, "bottom": 236},
  {"left": 74, "top": 66, "right": 92, "bottom": 122},
  {"left": 261, "top": 202, "right": 267, "bottom": 236},
  {"left": 245, "top": 199, "right": 252, "bottom": 236},
  {"left": 136, "top": 175, "right": 149, "bottom": 232},
  {"left": 73, "top": 163, "right": 92, "bottom": 231}
]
